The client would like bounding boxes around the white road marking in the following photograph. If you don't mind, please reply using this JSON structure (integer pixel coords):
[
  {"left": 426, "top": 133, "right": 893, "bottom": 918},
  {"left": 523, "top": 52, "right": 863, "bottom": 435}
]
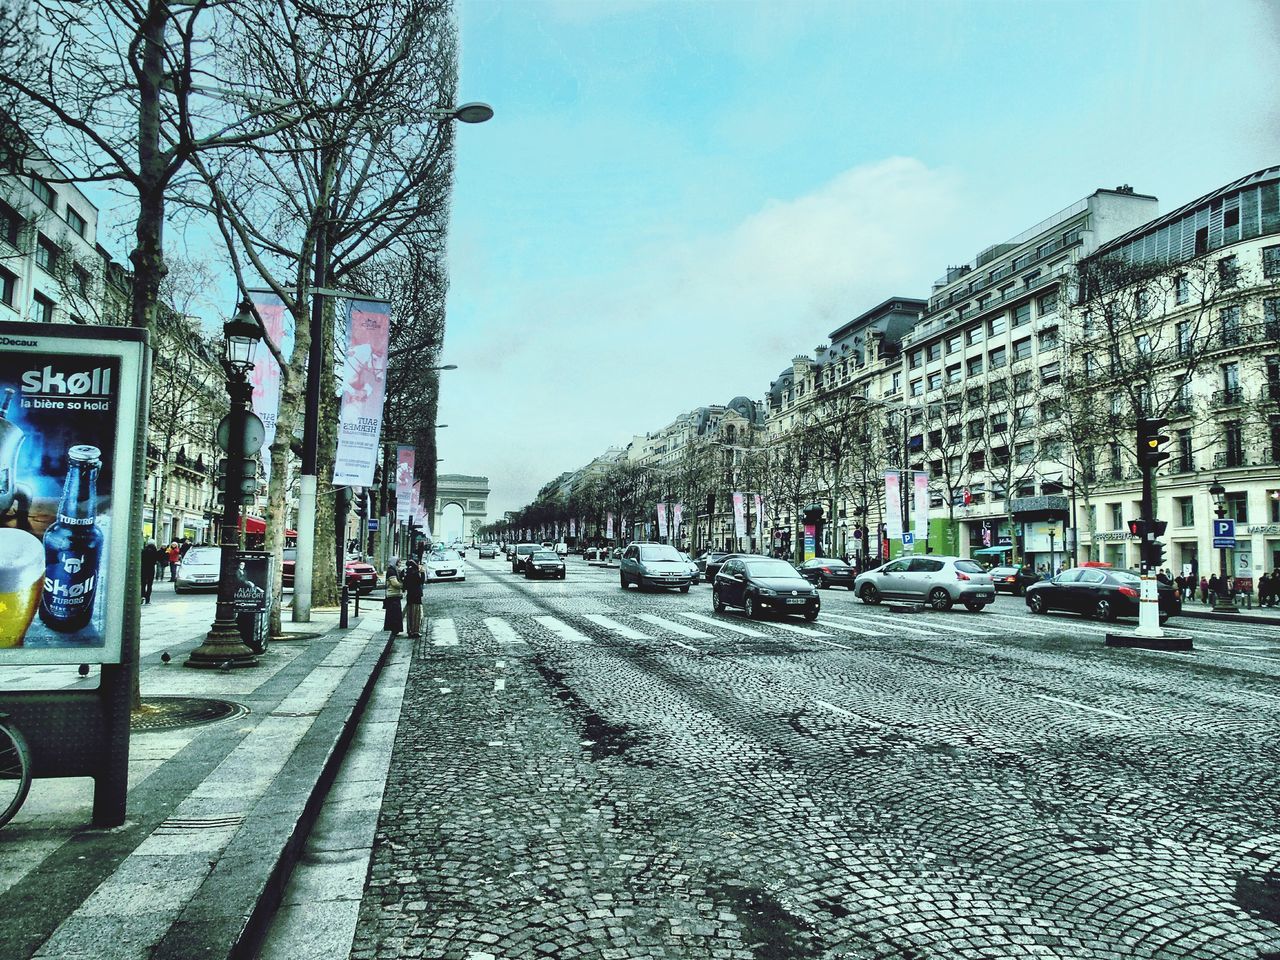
[
  {"left": 484, "top": 618, "right": 525, "bottom": 644},
  {"left": 813, "top": 698, "right": 886, "bottom": 728},
  {"left": 492, "top": 677, "right": 506, "bottom": 693},
  {"left": 767, "top": 621, "right": 835, "bottom": 639},
  {"left": 676, "top": 611, "right": 767, "bottom": 637},
  {"left": 1033, "top": 694, "right": 1132, "bottom": 720},
  {"left": 1199, "top": 649, "right": 1280, "bottom": 666},
  {"left": 534, "top": 616, "right": 592, "bottom": 643},
  {"left": 581, "top": 614, "right": 650, "bottom": 640},
  {"left": 822, "top": 611, "right": 943, "bottom": 637},
  {"left": 430, "top": 619, "right": 458, "bottom": 646},
  {"left": 809, "top": 615, "right": 887, "bottom": 636},
  {"left": 634, "top": 613, "right": 715, "bottom": 640},
  {"left": 496, "top": 659, "right": 507, "bottom": 668}
]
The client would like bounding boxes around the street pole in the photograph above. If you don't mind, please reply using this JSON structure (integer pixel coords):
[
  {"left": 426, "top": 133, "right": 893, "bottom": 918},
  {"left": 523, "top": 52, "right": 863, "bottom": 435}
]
[{"left": 293, "top": 202, "right": 328, "bottom": 624}]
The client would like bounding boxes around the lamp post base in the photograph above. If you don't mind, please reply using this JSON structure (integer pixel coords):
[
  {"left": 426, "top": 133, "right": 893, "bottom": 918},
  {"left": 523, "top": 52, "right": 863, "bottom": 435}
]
[{"left": 184, "top": 619, "right": 260, "bottom": 669}]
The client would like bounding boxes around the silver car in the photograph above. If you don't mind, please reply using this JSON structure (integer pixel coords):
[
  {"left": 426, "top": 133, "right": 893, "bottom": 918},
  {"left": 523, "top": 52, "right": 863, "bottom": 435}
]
[
  {"left": 854, "top": 555, "right": 995, "bottom": 611},
  {"left": 174, "top": 546, "right": 221, "bottom": 592}
]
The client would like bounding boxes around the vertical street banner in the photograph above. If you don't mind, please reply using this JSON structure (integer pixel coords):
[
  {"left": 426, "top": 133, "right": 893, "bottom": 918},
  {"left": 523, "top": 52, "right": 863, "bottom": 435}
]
[
  {"left": 753, "top": 493, "right": 764, "bottom": 536},
  {"left": 569, "top": 518, "right": 576, "bottom": 537},
  {"left": 606, "top": 512, "right": 614, "bottom": 540},
  {"left": 0, "top": 322, "right": 147, "bottom": 665},
  {"left": 656, "top": 502, "right": 668, "bottom": 538},
  {"left": 732, "top": 492, "right": 747, "bottom": 538},
  {"left": 884, "top": 470, "right": 902, "bottom": 540},
  {"left": 247, "top": 289, "right": 294, "bottom": 482},
  {"left": 672, "top": 503, "right": 683, "bottom": 541},
  {"left": 395, "top": 446, "right": 415, "bottom": 523},
  {"left": 913, "top": 471, "right": 929, "bottom": 542},
  {"left": 332, "top": 298, "right": 391, "bottom": 486}
]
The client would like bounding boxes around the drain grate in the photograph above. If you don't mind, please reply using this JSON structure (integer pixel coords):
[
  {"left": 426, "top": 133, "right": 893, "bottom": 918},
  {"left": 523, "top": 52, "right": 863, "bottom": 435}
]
[
  {"left": 153, "top": 814, "right": 246, "bottom": 833},
  {"left": 132, "top": 696, "right": 249, "bottom": 732}
]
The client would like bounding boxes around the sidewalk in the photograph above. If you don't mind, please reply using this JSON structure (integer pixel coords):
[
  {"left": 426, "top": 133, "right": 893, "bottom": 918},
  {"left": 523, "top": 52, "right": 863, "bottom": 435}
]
[
  {"left": 1178, "top": 598, "right": 1280, "bottom": 625},
  {"left": 0, "top": 599, "right": 392, "bottom": 960}
]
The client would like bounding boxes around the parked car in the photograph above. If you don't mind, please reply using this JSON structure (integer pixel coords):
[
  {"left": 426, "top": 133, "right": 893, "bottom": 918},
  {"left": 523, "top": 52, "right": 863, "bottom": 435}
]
[
  {"left": 1025, "top": 566, "right": 1180, "bottom": 623},
  {"left": 713, "top": 555, "right": 819, "bottom": 621},
  {"left": 478, "top": 543, "right": 498, "bottom": 559},
  {"left": 619, "top": 542, "right": 697, "bottom": 592},
  {"left": 525, "top": 549, "right": 566, "bottom": 580},
  {"left": 511, "top": 543, "right": 542, "bottom": 573},
  {"left": 423, "top": 550, "right": 466, "bottom": 582},
  {"left": 854, "top": 555, "right": 995, "bottom": 611},
  {"left": 281, "top": 548, "right": 379, "bottom": 593},
  {"left": 555, "top": 541, "right": 569, "bottom": 557},
  {"left": 681, "top": 553, "right": 700, "bottom": 584},
  {"left": 174, "top": 546, "right": 222, "bottom": 592},
  {"left": 698, "top": 551, "right": 739, "bottom": 582},
  {"left": 797, "top": 557, "right": 856, "bottom": 589},
  {"left": 989, "top": 565, "right": 1041, "bottom": 596}
]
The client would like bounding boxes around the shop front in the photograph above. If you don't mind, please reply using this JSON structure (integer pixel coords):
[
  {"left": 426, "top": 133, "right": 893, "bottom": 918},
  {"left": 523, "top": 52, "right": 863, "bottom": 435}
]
[{"left": 1009, "top": 495, "right": 1070, "bottom": 573}]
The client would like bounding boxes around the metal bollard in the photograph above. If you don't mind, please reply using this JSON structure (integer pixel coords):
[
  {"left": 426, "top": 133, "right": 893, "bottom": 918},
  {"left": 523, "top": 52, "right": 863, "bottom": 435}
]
[
  {"left": 354, "top": 587, "right": 361, "bottom": 616},
  {"left": 339, "top": 583, "right": 349, "bottom": 628}
]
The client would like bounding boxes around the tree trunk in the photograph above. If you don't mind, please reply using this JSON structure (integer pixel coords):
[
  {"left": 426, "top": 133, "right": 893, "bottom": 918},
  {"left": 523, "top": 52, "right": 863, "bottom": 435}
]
[
  {"left": 265, "top": 304, "right": 309, "bottom": 636},
  {"left": 312, "top": 297, "right": 341, "bottom": 606}
]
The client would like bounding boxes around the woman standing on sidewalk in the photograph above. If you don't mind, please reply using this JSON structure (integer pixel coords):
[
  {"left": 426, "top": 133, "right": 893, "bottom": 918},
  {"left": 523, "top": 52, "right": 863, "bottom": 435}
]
[
  {"left": 403, "top": 560, "right": 424, "bottom": 638},
  {"left": 383, "top": 561, "right": 404, "bottom": 638}
]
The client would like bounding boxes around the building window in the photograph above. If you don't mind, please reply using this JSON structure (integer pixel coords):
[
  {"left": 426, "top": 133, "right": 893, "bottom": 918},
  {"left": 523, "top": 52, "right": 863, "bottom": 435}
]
[
  {"left": 927, "top": 372, "right": 943, "bottom": 391},
  {"left": 1013, "top": 303, "right": 1031, "bottom": 327},
  {"left": 1177, "top": 497, "right": 1194, "bottom": 527},
  {"left": 1224, "top": 491, "right": 1247, "bottom": 523},
  {"left": 988, "top": 315, "right": 1007, "bottom": 337},
  {"left": 1270, "top": 489, "right": 1280, "bottom": 522},
  {"left": 1039, "top": 361, "right": 1060, "bottom": 385},
  {"left": 31, "top": 177, "right": 56, "bottom": 209},
  {"left": 0, "top": 266, "right": 15, "bottom": 307},
  {"left": 0, "top": 200, "right": 22, "bottom": 247},
  {"left": 1218, "top": 255, "right": 1239, "bottom": 288},
  {"left": 1224, "top": 421, "right": 1244, "bottom": 468},
  {"left": 32, "top": 291, "right": 54, "bottom": 323},
  {"left": 910, "top": 379, "right": 923, "bottom": 397},
  {"left": 966, "top": 326, "right": 983, "bottom": 346},
  {"left": 1266, "top": 297, "right": 1280, "bottom": 339},
  {"left": 966, "top": 356, "right": 984, "bottom": 378},
  {"left": 1109, "top": 503, "right": 1123, "bottom": 529},
  {"left": 1135, "top": 333, "right": 1151, "bottom": 355},
  {"left": 1220, "top": 305, "right": 1241, "bottom": 345},
  {"left": 72, "top": 264, "right": 92, "bottom": 298},
  {"left": 926, "top": 342, "right": 942, "bottom": 363},
  {"left": 1012, "top": 337, "right": 1032, "bottom": 361},
  {"left": 991, "top": 411, "right": 1008, "bottom": 434},
  {"left": 945, "top": 334, "right": 962, "bottom": 354},
  {"left": 989, "top": 379, "right": 1008, "bottom": 401},
  {"left": 1267, "top": 357, "right": 1280, "bottom": 402},
  {"left": 1175, "top": 274, "right": 1189, "bottom": 304},
  {"left": 1083, "top": 352, "right": 1097, "bottom": 377},
  {"left": 989, "top": 346, "right": 1007, "bottom": 369},
  {"left": 1037, "top": 290, "right": 1057, "bottom": 316},
  {"left": 35, "top": 235, "right": 60, "bottom": 273},
  {"left": 1041, "top": 398, "right": 1062, "bottom": 420},
  {"left": 65, "top": 207, "right": 87, "bottom": 238},
  {"left": 1264, "top": 244, "right": 1280, "bottom": 279},
  {"left": 1038, "top": 329, "right": 1059, "bottom": 351},
  {"left": 891, "top": 371, "right": 901, "bottom": 393},
  {"left": 945, "top": 363, "right": 961, "bottom": 384},
  {"left": 1176, "top": 321, "right": 1191, "bottom": 356},
  {"left": 909, "top": 349, "right": 922, "bottom": 369},
  {"left": 1221, "top": 361, "right": 1240, "bottom": 401},
  {"left": 968, "top": 450, "right": 985, "bottom": 471},
  {"left": 967, "top": 420, "right": 984, "bottom": 440}
]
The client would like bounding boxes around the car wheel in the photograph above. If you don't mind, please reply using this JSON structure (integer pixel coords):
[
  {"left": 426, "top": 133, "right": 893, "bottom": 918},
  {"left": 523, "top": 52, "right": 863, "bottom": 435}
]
[
  {"left": 1028, "top": 593, "right": 1047, "bottom": 614},
  {"left": 803, "top": 608, "right": 818, "bottom": 622},
  {"left": 1094, "top": 597, "right": 1115, "bottom": 622},
  {"left": 560, "top": 572, "right": 566, "bottom": 580},
  {"left": 1013, "top": 586, "right": 1023, "bottom": 597},
  {"left": 713, "top": 588, "right": 725, "bottom": 613},
  {"left": 679, "top": 584, "right": 689, "bottom": 593},
  {"left": 963, "top": 601, "right": 985, "bottom": 612},
  {"left": 744, "top": 594, "right": 759, "bottom": 619},
  {"left": 928, "top": 587, "right": 953, "bottom": 611},
  {"left": 819, "top": 581, "right": 829, "bottom": 589},
  {"left": 620, "top": 572, "right": 628, "bottom": 589},
  {"left": 860, "top": 583, "right": 881, "bottom": 605}
]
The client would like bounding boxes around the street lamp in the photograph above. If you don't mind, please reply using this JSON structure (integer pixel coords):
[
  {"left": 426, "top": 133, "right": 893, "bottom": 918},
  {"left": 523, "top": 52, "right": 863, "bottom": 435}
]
[
  {"left": 187, "top": 300, "right": 265, "bottom": 669},
  {"left": 1208, "top": 478, "right": 1237, "bottom": 611}
]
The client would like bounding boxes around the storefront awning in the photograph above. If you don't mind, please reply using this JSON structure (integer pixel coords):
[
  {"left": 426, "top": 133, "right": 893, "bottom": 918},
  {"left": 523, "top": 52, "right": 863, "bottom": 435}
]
[{"left": 972, "top": 546, "right": 1013, "bottom": 556}]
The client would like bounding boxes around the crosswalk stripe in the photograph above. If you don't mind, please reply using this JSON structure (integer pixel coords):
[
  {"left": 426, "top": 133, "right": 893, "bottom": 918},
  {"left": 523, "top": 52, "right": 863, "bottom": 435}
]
[
  {"left": 766, "top": 621, "right": 836, "bottom": 639},
  {"left": 675, "top": 611, "right": 768, "bottom": 637},
  {"left": 429, "top": 618, "right": 458, "bottom": 646},
  {"left": 484, "top": 617, "right": 525, "bottom": 644},
  {"left": 821, "top": 612, "right": 940, "bottom": 637},
  {"left": 534, "top": 615, "right": 591, "bottom": 643},
  {"left": 813, "top": 616, "right": 889, "bottom": 636},
  {"left": 581, "top": 614, "right": 650, "bottom": 640},
  {"left": 634, "top": 613, "right": 714, "bottom": 640},
  {"left": 824, "top": 610, "right": 994, "bottom": 638}
]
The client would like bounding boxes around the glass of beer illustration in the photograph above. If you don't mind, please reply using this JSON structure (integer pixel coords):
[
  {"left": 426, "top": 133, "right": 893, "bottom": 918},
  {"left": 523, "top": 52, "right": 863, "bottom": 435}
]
[{"left": 0, "top": 528, "right": 45, "bottom": 647}]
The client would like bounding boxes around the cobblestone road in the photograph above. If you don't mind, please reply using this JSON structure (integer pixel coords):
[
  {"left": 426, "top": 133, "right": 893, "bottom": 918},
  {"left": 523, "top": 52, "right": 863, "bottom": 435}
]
[{"left": 349, "top": 556, "right": 1280, "bottom": 960}]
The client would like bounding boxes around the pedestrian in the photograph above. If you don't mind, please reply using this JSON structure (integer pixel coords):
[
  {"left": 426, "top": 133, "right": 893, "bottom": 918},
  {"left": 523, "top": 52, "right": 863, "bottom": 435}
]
[
  {"left": 1156, "top": 569, "right": 1171, "bottom": 586},
  {"left": 141, "top": 538, "right": 160, "bottom": 604},
  {"left": 1259, "top": 572, "right": 1271, "bottom": 608},
  {"left": 1199, "top": 575, "right": 1209, "bottom": 604},
  {"left": 1209, "top": 573, "right": 1221, "bottom": 604},
  {"left": 403, "top": 559, "right": 424, "bottom": 639},
  {"left": 179, "top": 537, "right": 192, "bottom": 560},
  {"left": 1174, "top": 573, "right": 1186, "bottom": 598},
  {"left": 166, "top": 541, "right": 181, "bottom": 581},
  {"left": 383, "top": 560, "right": 404, "bottom": 638}
]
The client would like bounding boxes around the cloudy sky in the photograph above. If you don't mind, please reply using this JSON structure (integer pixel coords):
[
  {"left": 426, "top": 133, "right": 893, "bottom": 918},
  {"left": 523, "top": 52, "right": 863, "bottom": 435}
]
[{"left": 440, "top": 0, "right": 1277, "bottom": 519}]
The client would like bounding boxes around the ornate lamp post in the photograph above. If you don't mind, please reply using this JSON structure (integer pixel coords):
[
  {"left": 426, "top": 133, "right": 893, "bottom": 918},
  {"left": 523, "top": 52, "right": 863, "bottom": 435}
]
[
  {"left": 1209, "top": 477, "right": 1237, "bottom": 612},
  {"left": 186, "top": 301, "right": 265, "bottom": 669}
]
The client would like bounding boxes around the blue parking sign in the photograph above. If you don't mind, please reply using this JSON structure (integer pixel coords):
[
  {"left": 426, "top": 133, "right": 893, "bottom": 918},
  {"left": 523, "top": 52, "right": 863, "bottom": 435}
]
[{"left": 1212, "top": 518, "right": 1235, "bottom": 549}]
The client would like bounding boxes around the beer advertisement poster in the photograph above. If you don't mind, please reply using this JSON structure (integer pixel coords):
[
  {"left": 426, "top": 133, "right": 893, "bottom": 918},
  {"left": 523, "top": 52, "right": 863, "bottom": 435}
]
[{"left": 0, "top": 323, "right": 147, "bottom": 665}]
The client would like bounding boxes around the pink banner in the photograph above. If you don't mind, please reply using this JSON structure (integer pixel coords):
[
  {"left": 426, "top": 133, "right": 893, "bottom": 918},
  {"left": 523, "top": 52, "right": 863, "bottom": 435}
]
[
  {"left": 656, "top": 502, "right": 668, "bottom": 538},
  {"left": 672, "top": 503, "right": 683, "bottom": 540},
  {"left": 569, "top": 518, "right": 576, "bottom": 537},
  {"left": 247, "top": 290, "right": 293, "bottom": 481},
  {"left": 606, "top": 512, "right": 614, "bottom": 540},
  {"left": 333, "top": 298, "right": 391, "bottom": 486},
  {"left": 884, "top": 471, "right": 902, "bottom": 540},
  {"left": 913, "top": 471, "right": 929, "bottom": 542},
  {"left": 395, "top": 446, "right": 414, "bottom": 521},
  {"left": 732, "top": 492, "right": 747, "bottom": 538}
]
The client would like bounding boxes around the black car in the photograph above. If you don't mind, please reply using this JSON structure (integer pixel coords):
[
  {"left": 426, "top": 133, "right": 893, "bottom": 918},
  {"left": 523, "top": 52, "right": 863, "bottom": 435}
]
[
  {"left": 698, "top": 551, "right": 741, "bottom": 582},
  {"left": 525, "top": 550, "right": 566, "bottom": 580},
  {"left": 1025, "top": 566, "right": 1180, "bottom": 623},
  {"left": 713, "top": 556, "right": 819, "bottom": 621},
  {"left": 511, "top": 543, "right": 541, "bottom": 573},
  {"left": 988, "top": 565, "right": 1042, "bottom": 595},
  {"left": 797, "top": 557, "right": 856, "bottom": 589}
]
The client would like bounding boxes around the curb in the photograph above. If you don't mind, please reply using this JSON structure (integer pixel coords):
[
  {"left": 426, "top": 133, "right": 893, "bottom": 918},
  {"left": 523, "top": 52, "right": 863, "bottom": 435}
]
[
  {"left": 1105, "top": 632, "right": 1194, "bottom": 652},
  {"left": 1177, "top": 607, "right": 1280, "bottom": 627},
  {"left": 150, "top": 629, "right": 394, "bottom": 960}
]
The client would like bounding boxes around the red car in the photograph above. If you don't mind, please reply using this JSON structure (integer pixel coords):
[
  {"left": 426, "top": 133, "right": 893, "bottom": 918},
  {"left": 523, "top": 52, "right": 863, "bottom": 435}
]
[{"left": 281, "top": 548, "right": 378, "bottom": 593}]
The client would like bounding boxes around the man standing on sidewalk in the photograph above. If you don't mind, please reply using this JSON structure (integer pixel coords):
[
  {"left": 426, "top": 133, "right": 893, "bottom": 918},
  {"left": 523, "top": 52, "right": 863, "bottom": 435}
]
[{"left": 403, "top": 560, "right": 424, "bottom": 638}]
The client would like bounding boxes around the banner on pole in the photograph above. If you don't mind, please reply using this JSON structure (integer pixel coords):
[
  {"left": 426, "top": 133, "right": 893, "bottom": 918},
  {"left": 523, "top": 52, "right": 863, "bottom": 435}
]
[
  {"left": 395, "top": 446, "right": 415, "bottom": 522},
  {"left": 247, "top": 290, "right": 293, "bottom": 483},
  {"left": 732, "top": 492, "right": 747, "bottom": 538},
  {"left": 333, "top": 298, "right": 391, "bottom": 486},
  {"left": 913, "top": 472, "right": 929, "bottom": 542},
  {"left": 884, "top": 471, "right": 902, "bottom": 540},
  {"left": 672, "top": 503, "right": 683, "bottom": 541},
  {"left": 753, "top": 493, "right": 763, "bottom": 535},
  {"left": 656, "top": 502, "right": 668, "bottom": 538},
  {"left": 569, "top": 518, "right": 576, "bottom": 537},
  {"left": 606, "top": 512, "right": 615, "bottom": 540}
]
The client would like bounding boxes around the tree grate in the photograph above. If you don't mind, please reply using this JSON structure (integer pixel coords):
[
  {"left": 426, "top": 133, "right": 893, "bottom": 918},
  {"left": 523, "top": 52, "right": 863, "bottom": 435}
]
[{"left": 131, "top": 697, "right": 249, "bottom": 733}]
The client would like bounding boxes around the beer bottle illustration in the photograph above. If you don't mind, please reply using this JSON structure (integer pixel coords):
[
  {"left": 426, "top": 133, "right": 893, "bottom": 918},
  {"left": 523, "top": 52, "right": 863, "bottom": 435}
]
[{"left": 38, "top": 445, "right": 104, "bottom": 633}]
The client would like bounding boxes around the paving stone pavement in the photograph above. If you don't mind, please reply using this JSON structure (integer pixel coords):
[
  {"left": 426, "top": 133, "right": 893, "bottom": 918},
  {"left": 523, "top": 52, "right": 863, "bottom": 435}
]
[{"left": 348, "top": 555, "right": 1280, "bottom": 960}]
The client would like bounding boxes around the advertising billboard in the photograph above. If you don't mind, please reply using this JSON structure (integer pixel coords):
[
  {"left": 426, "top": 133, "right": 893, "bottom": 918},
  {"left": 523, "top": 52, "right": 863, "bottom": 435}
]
[{"left": 0, "top": 322, "right": 147, "bottom": 665}]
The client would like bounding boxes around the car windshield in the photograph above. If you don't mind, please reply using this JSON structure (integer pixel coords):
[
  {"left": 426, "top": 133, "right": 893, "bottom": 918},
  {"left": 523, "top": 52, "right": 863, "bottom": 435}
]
[
  {"left": 639, "top": 545, "right": 683, "bottom": 562},
  {"left": 183, "top": 547, "right": 220, "bottom": 565},
  {"left": 1113, "top": 570, "right": 1142, "bottom": 584},
  {"left": 517, "top": 545, "right": 538, "bottom": 553},
  {"left": 955, "top": 560, "right": 986, "bottom": 574},
  {"left": 433, "top": 551, "right": 460, "bottom": 561},
  {"left": 743, "top": 559, "right": 801, "bottom": 578},
  {"left": 533, "top": 551, "right": 559, "bottom": 560}
]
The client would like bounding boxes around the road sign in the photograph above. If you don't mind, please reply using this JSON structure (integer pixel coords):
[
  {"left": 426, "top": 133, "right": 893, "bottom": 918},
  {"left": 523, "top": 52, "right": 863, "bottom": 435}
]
[
  {"left": 367, "top": 518, "right": 379, "bottom": 532},
  {"left": 901, "top": 532, "right": 915, "bottom": 546},
  {"left": 1212, "top": 518, "right": 1236, "bottom": 549}
]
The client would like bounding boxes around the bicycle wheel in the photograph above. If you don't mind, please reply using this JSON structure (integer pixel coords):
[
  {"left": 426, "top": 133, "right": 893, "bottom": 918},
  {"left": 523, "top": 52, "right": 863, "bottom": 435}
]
[{"left": 0, "top": 717, "right": 33, "bottom": 829}]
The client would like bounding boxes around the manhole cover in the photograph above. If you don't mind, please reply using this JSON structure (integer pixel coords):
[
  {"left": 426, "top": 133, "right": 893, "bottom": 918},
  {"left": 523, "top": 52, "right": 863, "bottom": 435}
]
[
  {"left": 273, "top": 631, "right": 323, "bottom": 642},
  {"left": 132, "top": 697, "right": 249, "bottom": 733}
]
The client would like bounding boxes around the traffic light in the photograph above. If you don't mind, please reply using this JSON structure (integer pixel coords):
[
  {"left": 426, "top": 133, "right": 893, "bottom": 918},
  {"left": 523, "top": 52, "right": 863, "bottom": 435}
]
[
  {"left": 335, "top": 485, "right": 353, "bottom": 521},
  {"left": 1127, "top": 519, "right": 1147, "bottom": 539},
  {"left": 1137, "top": 416, "right": 1171, "bottom": 469},
  {"left": 1147, "top": 541, "right": 1166, "bottom": 568},
  {"left": 706, "top": 493, "right": 715, "bottom": 515},
  {"left": 354, "top": 489, "right": 368, "bottom": 521},
  {"left": 213, "top": 458, "right": 258, "bottom": 507}
]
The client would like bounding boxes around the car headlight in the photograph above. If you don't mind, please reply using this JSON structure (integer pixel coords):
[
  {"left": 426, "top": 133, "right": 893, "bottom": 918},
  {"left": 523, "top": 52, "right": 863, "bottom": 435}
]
[{"left": 758, "top": 588, "right": 777, "bottom": 597}]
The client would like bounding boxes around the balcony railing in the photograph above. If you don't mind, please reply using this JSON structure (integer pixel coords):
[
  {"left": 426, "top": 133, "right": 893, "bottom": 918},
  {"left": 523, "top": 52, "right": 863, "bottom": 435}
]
[
  {"left": 1211, "top": 386, "right": 1244, "bottom": 407},
  {"left": 926, "top": 237, "right": 1082, "bottom": 316},
  {"left": 1172, "top": 456, "right": 1196, "bottom": 474},
  {"left": 1214, "top": 450, "right": 1246, "bottom": 469}
]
